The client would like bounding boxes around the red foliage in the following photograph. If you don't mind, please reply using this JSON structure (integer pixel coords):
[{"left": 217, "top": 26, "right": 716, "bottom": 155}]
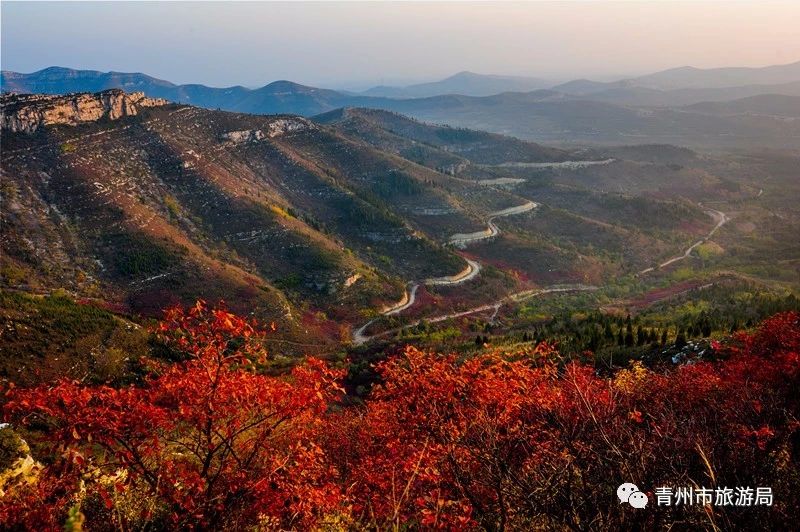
[
  {"left": 2, "top": 300, "right": 344, "bottom": 529},
  {"left": 2, "top": 307, "right": 799, "bottom": 530},
  {"left": 326, "top": 315, "right": 800, "bottom": 529}
]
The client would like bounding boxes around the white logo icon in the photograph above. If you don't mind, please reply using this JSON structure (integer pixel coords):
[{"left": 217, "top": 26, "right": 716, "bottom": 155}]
[{"left": 618, "top": 483, "right": 649, "bottom": 508}]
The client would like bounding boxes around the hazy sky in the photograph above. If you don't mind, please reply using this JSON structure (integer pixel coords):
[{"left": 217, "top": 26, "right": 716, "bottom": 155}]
[{"left": 2, "top": 1, "right": 799, "bottom": 89}]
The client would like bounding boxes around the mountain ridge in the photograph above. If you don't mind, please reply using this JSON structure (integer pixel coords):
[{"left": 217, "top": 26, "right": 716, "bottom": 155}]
[
  {"left": 627, "top": 59, "right": 800, "bottom": 89},
  {"left": 5, "top": 65, "right": 800, "bottom": 148},
  {"left": 361, "top": 70, "right": 553, "bottom": 98},
  {"left": 7, "top": 61, "right": 800, "bottom": 110}
]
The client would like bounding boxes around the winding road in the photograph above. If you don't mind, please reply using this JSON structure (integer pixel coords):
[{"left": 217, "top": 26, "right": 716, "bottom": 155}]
[
  {"left": 354, "top": 198, "right": 733, "bottom": 344},
  {"left": 354, "top": 284, "right": 598, "bottom": 345},
  {"left": 449, "top": 201, "right": 538, "bottom": 247},
  {"left": 353, "top": 201, "right": 541, "bottom": 344},
  {"left": 637, "top": 205, "right": 730, "bottom": 276}
]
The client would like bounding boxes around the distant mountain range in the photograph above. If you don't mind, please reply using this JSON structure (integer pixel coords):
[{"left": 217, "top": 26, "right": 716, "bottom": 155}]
[
  {"left": 551, "top": 80, "right": 800, "bottom": 107},
  {"left": 3, "top": 62, "right": 800, "bottom": 147},
  {"left": 626, "top": 60, "right": 800, "bottom": 90},
  {"left": 360, "top": 71, "right": 552, "bottom": 98},
  {"left": 684, "top": 94, "right": 800, "bottom": 118},
  {"left": 552, "top": 60, "right": 800, "bottom": 94},
  {"left": 0, "top": 67, "right": 354, "bottom": 115},
  {"left": 5, "top": 61, "right": 800, "bottom": 104}
]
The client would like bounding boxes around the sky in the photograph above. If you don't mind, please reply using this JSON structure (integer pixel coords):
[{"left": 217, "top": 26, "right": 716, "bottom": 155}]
[{"left": 2, "top": 1, "right": 800, "bottom": 90}]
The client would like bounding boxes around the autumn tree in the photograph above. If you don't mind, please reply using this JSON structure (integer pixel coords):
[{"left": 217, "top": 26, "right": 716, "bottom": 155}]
[
  {"left": 325, "top": 313, "right": 800, "bottom": 530},
  {"left": 2, "top": 301, "right": 345, "bottom": 529},
  {"left": 2, "top": 304, "right": 799, "bottom": 530}
]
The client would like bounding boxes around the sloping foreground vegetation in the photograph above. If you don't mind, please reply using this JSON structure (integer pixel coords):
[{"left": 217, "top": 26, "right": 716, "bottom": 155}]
[{"left": 1, "top": 303, "right": 798, "bottom": 530}]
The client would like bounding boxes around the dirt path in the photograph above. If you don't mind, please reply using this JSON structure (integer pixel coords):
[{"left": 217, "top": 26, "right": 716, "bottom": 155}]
[
  {"left": 637, "top": 206, "right": 729, "bottom": 276},
  {"left": 380, "top": 283, "right": 419, "bottom": 316},
  {"left": 427, "top": 258, "right": 482, "bottom": 285}
]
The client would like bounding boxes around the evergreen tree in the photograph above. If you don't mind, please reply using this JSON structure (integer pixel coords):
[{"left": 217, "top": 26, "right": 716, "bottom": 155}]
[
  {"left": 675, "top": 329, "right": 687, "bottom": 349},
  {"left": 604, "top": 322, "right": 614, "bottom": 341}
]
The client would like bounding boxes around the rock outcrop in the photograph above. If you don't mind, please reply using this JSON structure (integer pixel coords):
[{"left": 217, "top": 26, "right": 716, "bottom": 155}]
[
  {"left": 266, "top": 118, "right": 314, "bottom": 137},
  {"left": 220, "top": 118, "right": 315, "bottom": 144},
  {"left": 221, "top": 129, "right": 267, "bottom": 143},
  {"left": 0, "top": 89, "right": 169, "bottom": 133}
]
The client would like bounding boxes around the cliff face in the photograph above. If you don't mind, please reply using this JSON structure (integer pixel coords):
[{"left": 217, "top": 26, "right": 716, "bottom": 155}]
[{"left": 0, "top": 89, "right": 169, "bottom": 133}]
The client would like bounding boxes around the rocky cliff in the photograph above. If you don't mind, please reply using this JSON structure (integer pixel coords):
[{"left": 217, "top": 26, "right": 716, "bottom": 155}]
[{"left": 0, "top": 89, "right": 169, "bottom": 133}]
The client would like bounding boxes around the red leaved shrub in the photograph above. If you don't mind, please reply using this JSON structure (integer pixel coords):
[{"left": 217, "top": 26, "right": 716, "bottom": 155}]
[
  {"left": 2, "top": 306, "right": 798, "bottom": 530},
  {"left": 325, "top": 313, "right": 800, "bottom": 530},
  {"left": 2, "top": 301, "right": 344, "bottom": 530}
]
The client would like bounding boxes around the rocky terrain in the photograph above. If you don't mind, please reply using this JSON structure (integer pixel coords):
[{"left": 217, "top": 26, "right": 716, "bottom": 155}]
[{"left": 1, "top": 89, "right": 168, "bottom": 133}]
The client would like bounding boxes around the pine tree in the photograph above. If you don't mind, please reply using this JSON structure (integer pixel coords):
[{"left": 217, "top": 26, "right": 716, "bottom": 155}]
[
  {"left": 625, "top": 330, "right": 634, "bottom": 347},
  {"left": 604, "top": 322, "right": 614, "bottom": 341},
  {"left": 675, "top": 329, "right": 687, "bottom": 349}
]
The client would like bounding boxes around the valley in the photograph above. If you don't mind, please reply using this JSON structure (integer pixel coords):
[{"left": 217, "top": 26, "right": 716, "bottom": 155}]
[
  {"left": 3, "top": 91, "right": 796, "bottom": 370},
  {"left": 2, "top": 3, "right": 800, "bottom": 529}
]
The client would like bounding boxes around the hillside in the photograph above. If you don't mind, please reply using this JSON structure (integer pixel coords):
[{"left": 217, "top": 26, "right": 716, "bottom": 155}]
[
  {"left": 685, "top": 94, "right": 800, "bottom": 117},
  {"left": 4, "top": 91, "right": 798, "bottom": 356},
  {"left": 5, "top": 91, "right": 588, "bottom": 349},
  {"left": 313, "top": 107, "right": 573, "bottom": 166}
]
